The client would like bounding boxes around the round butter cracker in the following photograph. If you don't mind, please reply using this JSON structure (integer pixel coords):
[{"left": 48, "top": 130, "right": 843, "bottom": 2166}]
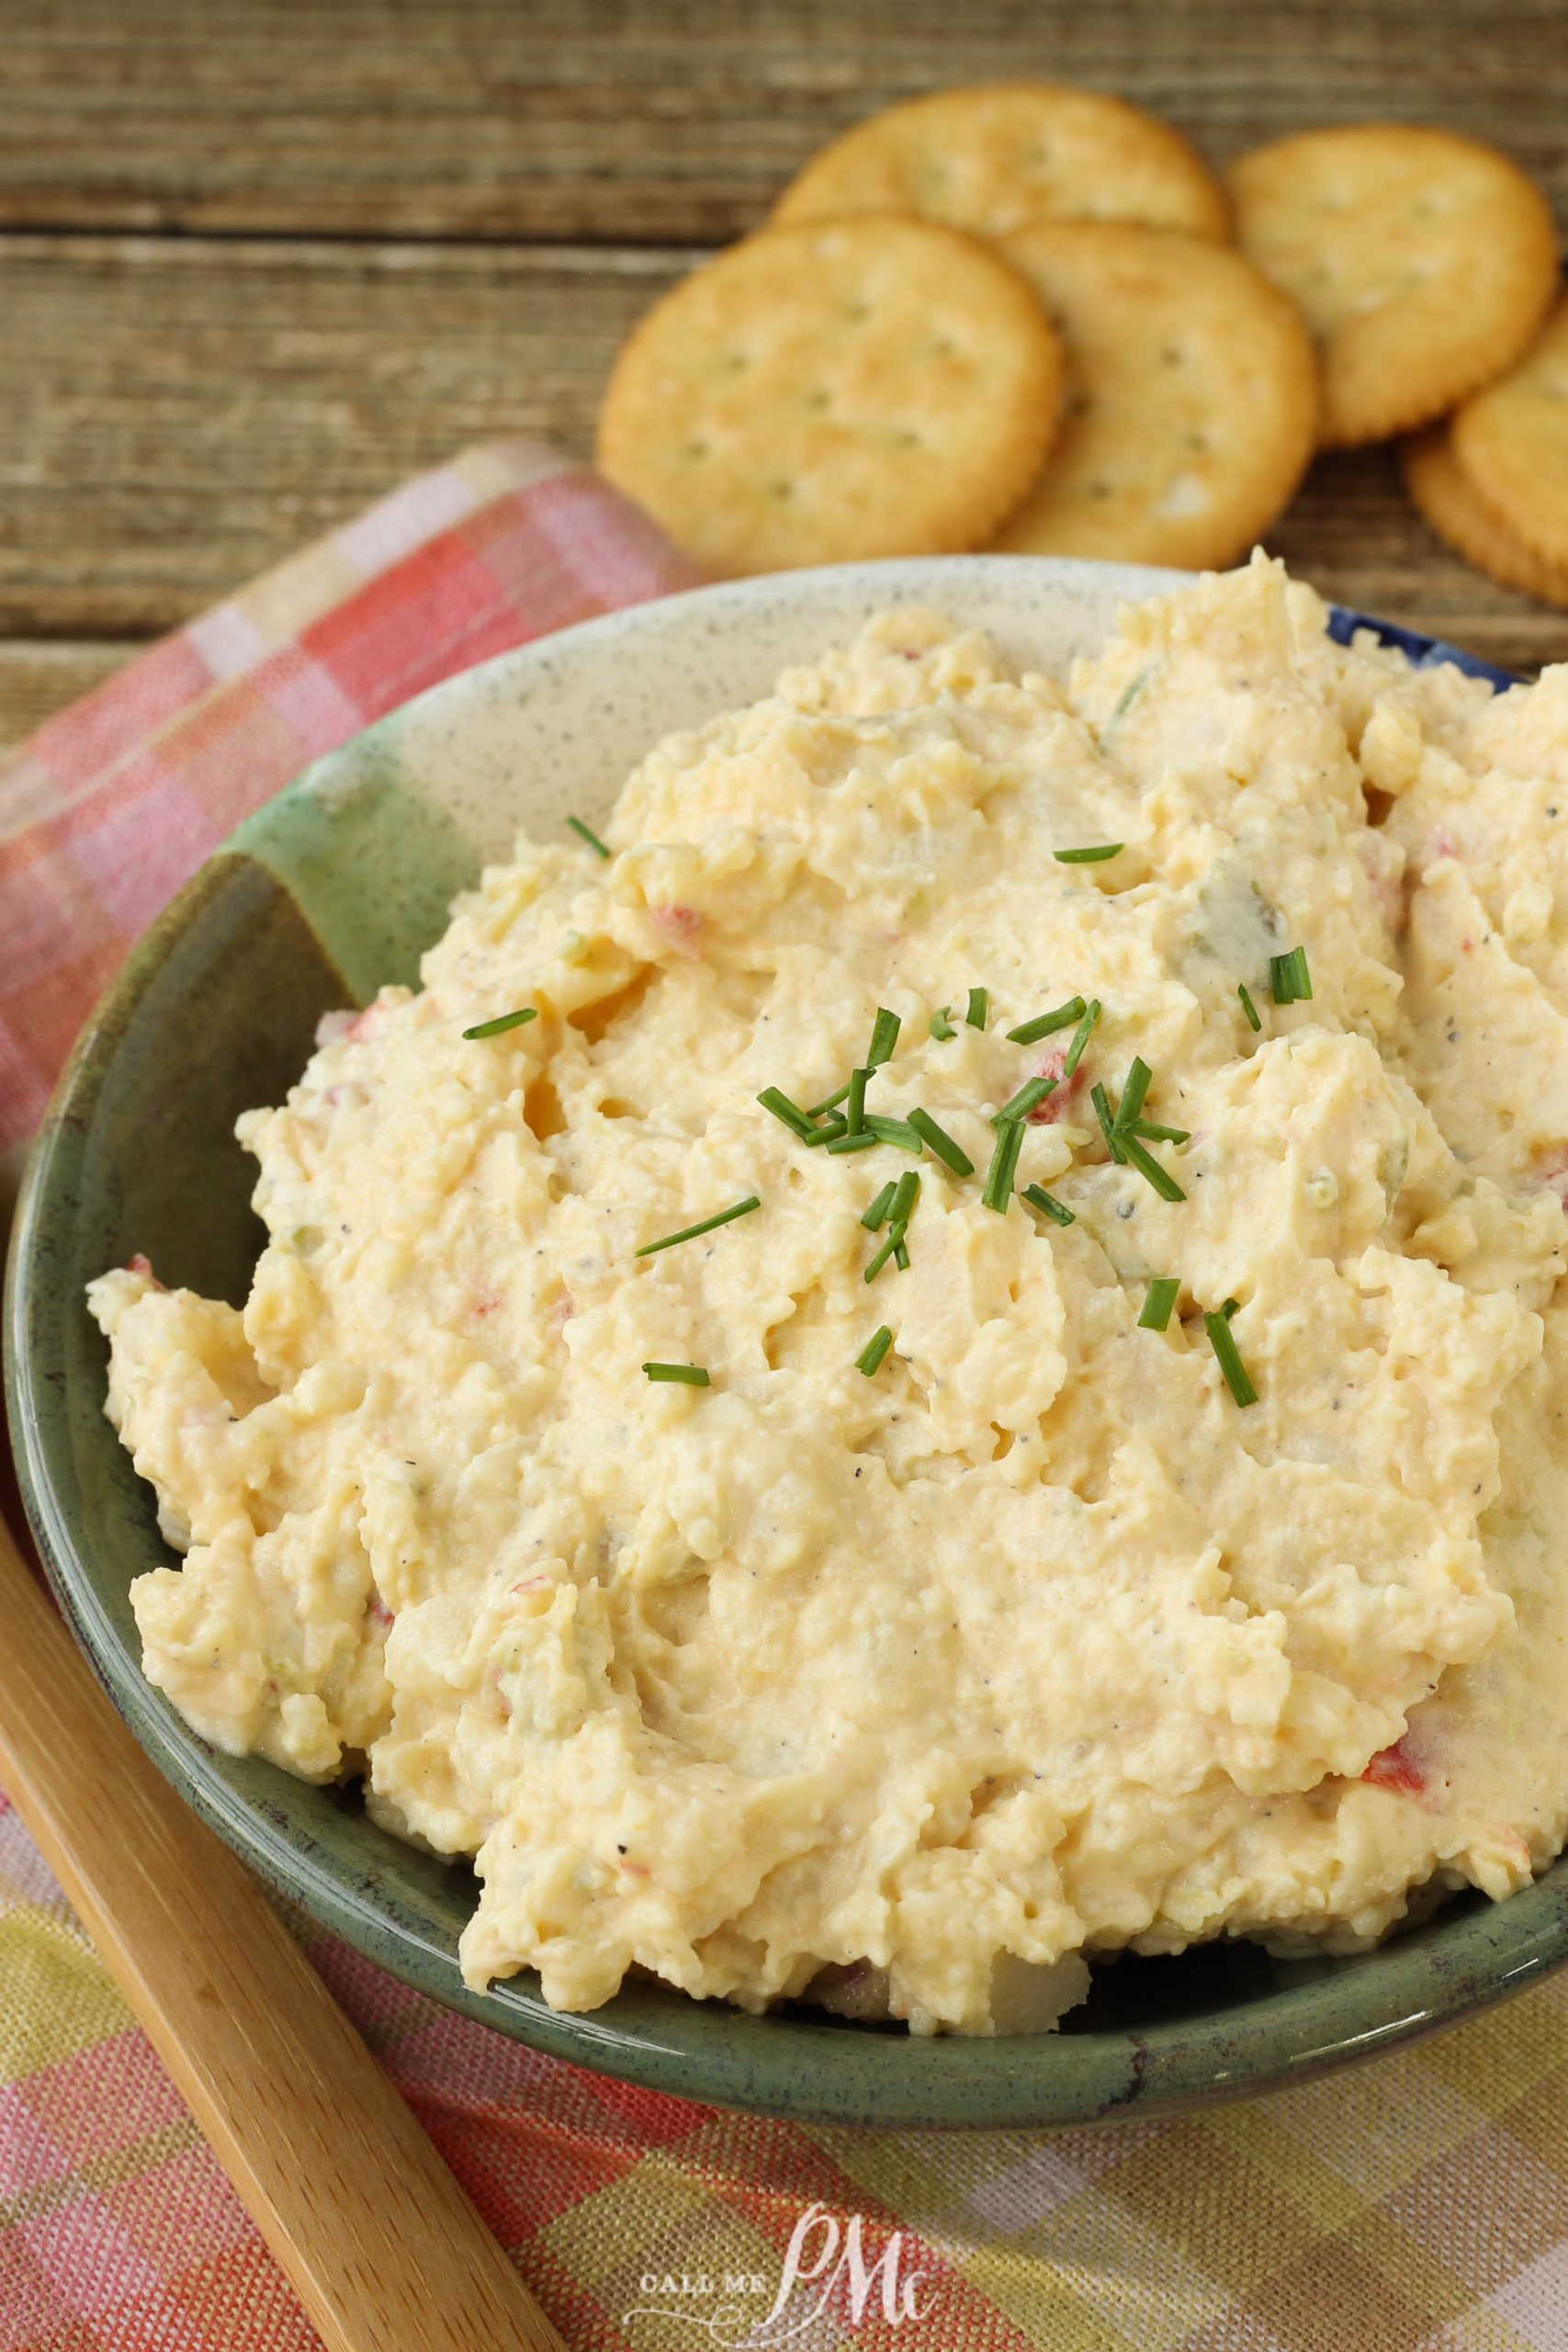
[
  {"left": 1228, "top": 124, "right": 1559, "bottom": 447},
  {"left": 1402, "top": 424, "right": 1568, "bottom": 610},
  {"left": 596, "top": 218, "right": 1064, "bottom": 576},
  {"left": 989, "top": 223, "right": 1317, "bottom": 569},
  {"left": 1450, "top": 296, "right": 1568, "bottom": 572},
  {"left": 773, "top": 82, "right": 1228, "bottom": 242}
]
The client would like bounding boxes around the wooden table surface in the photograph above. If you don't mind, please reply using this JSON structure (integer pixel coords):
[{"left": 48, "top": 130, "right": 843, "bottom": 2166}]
[{"left": 4, "top": 0, "right": 1566, "bottom": 755}]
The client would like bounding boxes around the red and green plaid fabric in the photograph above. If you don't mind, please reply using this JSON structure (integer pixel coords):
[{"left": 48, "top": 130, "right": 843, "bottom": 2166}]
[{"left": 4, "top": 441, "right": 1568, "bottom": 2352}]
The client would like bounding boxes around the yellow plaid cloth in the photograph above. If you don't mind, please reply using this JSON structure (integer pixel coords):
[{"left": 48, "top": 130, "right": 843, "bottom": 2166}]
[{"left": 4, "top": 445, "right": 1568, "bottom": 2352}]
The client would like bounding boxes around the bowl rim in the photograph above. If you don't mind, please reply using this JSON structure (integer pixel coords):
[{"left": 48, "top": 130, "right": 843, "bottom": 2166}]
[{"left": 8, "top": 553, "right": 1565, "bottom": 2130}]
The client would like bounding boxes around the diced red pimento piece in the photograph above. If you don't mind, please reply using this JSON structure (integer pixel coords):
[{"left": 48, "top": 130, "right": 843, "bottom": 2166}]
[
  {"left": 649, "top": 903, "right": 703, "bottom": 957},
  {"left": 1537, "top": 1148, "right": 1568, "bottom": 1209},
  {"left": 1361, "top": 1736, "right": 1426, "bottom": 1794},
  {"left": 126, "top": 1253, "right": 165, "bottom": 1291},
  {"left": 368, "top": 1597, "right": 392, "bottom": 1631},
  {"left": 471, "top": 1289, "right": 501, "bottom": 1317},
  {"left": 1028, "top": 1046, "right": 1088, "bottom": 1124}
]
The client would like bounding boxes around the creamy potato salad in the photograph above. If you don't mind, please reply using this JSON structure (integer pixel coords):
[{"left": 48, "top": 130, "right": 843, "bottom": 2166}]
[{"left": 90, "top": 557, "right": 1568, "bottom": 2036}]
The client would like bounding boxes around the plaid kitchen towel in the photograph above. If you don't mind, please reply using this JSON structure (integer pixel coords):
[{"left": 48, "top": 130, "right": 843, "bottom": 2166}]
[{"left": 4, "top": 442, "right": 1568, "bottom": 2352}]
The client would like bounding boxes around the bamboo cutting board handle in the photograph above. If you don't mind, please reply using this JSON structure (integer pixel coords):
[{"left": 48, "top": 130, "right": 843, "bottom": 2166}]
[{"left": 0, "top": 1513, "right": 567, "bottom": 2352}]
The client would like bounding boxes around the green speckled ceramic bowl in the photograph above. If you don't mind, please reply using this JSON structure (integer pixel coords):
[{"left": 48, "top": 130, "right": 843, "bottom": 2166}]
[{"left": 8, "top": 558, "right": 1565, "bottom": 2129}]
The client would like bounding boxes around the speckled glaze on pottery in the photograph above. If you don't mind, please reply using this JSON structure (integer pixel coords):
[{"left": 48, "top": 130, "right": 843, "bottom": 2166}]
[{"left": 8, "top": 557, "right": 1565, "bottom": 2130}]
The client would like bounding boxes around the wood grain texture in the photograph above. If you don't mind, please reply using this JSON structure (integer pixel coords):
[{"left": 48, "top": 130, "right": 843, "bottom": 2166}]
[
  {"left": 3, "top": 0, "right": 1566, "bottom": 243},
  {"left": 0, "top": 1516, "right": 568, "bottom": 2352},
  {"left": 0, "top": 3, "right": 1563, "bottom": 729}
]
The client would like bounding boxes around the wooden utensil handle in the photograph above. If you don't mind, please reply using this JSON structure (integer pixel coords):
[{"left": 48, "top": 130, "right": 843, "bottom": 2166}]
[{"left": 0, "top": 1515, "right": 567, "bottom": 2352}]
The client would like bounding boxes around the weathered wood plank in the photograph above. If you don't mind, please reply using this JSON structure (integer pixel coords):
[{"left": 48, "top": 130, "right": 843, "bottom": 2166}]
[
  {"left": 2, "top": 0, "right": 1565, "bottom": 244},
  {"left": 1, "top": 234, "right": 1563, "bottom": 703},
  {"left": 0, "top": 233, "right": 682, "bottom": 636}
]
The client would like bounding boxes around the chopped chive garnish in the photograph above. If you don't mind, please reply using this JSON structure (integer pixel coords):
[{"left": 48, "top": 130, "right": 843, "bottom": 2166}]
[
  {"left": 893, "top": 1238, "right": 910, "bottom": 1272},
  {"left": 965, "top": 987, "right": 988, "bottom": 1030},
  {"left": 643, "top": 1362, "right": 710, "bottom": 1386},
  {"left": 1132, "top": 1119, "right": 1190, "bottom": 1144},
  {"left": 803, "top": 1113, "right": 849, "bottom": 1148},
  {"left": 930, "top": 1005, "right": 957, "bottom": 1041},
  {"left": 1138, "top": 1276, "right": 1179, "bottom": 1331},
  {"left": 462, "top": 1006, "right": 537, "bottom": 1039},
  {"left": 807, "top": 1080, "right": 852, "bottom": 1117},
  {"left": 1007, "top": 996, "right": 1085, "bottom": 1046},
  {"left": 857, "top": 1325, "right": 894, "bottom": 1376},
  {"left": 981, "top": 1118, "right": 1026, "bottom": 1213},
  {"left": 888, "top": 1170, "right": 920, "bottom": 1229},
  {"left": 827, "top": 1130, "right": 878, "bottom": 1154},
  {"left": 758, "top": 1086, "right": 816, "bottom": 1140},
  {"left": 636, "top": 1194, "right": 761, "bottom": 1257},
  {"left": 1223, "top": 1296, "right": 1240, "bottom": 1320},
  {"left": 1269, "top": 946, "right": 1313, "bottom": 1005},
  {"left": 1022, "top": 1182, "right": 1074, "bottom": 1227},
  {"left": 908, "top": 1108, "right": 974, "bottom": 1176},
  {"left": 1112, "top": 1057, "right": 1152, "bottom": 1134},
  {"left": 1091, "top": 1082, "right": 1127, "bottom": 1164},
  {"left": 1054, "top": 842, "right": 1122, "bottom": 865},
  {"left": 868, "top": 1007, "right": 901, "bottom": 1068},
  {"left": 863, "top": 1114, "right": 922, "bottom": 1152},
  {"left": 1237, "top": 982, "right": 1262, "bottom": 1033},
  {"left": 846, "top": 1066, "right": 870, "bottom": 1135},
  {"left": 1063, "top": 999, "right": 1100, "bottom": 1079},
  {"left": 1120, "top": 1134, "right": 1187, "bottom": 1203},
  {"left": 567, "top": 815, "right": 612, "bottom": 858},
  {"left": 1204, "top": 1309, "right": 1258, "bottom": 1407},
  {"left": 862, "top": 1182, "right": 897, "bottom": 1231},
  {"left": 864, "top": 1227, "right": 902, "bottom": 1283},
  {"left": 995, "top": 1073, "right": 1056, "bottom": 1125}
]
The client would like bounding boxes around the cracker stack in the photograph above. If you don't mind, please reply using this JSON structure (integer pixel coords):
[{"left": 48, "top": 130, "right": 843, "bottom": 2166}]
[{"left": 595, "top": 84, "right": 1567, "bottom": 607}]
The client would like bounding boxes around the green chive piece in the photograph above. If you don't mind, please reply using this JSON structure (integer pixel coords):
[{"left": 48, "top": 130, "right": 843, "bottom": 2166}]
[
  {"left": 1269, "top": 946, "right": 1313, "bottom": 1005},
  {"left": 758, "top": 1086, "right": 816, "bottom": 1140},
  {"left": 807, "top": 1080, "right": 852, "bottom": 1117},
  {"left": 1204, "top": 1309, "right": 1258, "bottom": 1407},
  {"left": 1022, "top": 1182, "right": 1074, "bottom": 1227},
  {"left": 1063, "top": 999, "right": 1100, "bottom": 1079},
  {"left": 888, "top": 1170, "right": 920, "bottom": 1229},
  {"left": 894, "top": 1238, "right": 910, "bottom": 1272},
  {"left": 803, "top": 1113, "right": 849, "bottom": 1148},
  {"left": 908, "top": 1108, "right": 974, "bottom": 1176},
  {"left": 1006, "top": 996, "right": 1085, "bottom": 1046},
  {"left": 827, "top": 1130, "right": 878, "bottom": 1155},
  {"left": 862, "top": 1182, "right": 897, "bottom": 1231},
  {"left": 930, "top": 1005, "right": 957, "bottom": 1041},
  {"left": 636, "top": 1195, "right": 761, "bottom": 1257},
  {"left": 846, "top": 1067, "right": 870, "bottom": 1135},
  {"left": 1112, "top": 1057, "right": 1152, "bottom": 1134},
  {"left": 1091, "top": 1081, "right": 1127, "bottom": 1164},
  {"left": 1121, "top": 1133, "right": 1187, "bottom": 1203},
  {"left": 1132, "top": 1119, "right": 1190, "bottom": 1144},
  {"left": 981, "top": 1118, "right": 1026, "bottom": 1213},
  {"left": 567, "top": 815, "right": 612, "bottom": 858},
  {"left": 1054, "top": 842, "right": 1122, "bottom": 865},
  {"left": 995, "top": 1074, "right": 1056, "bottom": 1125},
  {"left": 1139, "top": 1276, "right": 1179, "bottom": 1331},
  {"left": 1223, "top": 1296, "right": 1240, "bottom": 1319},
  {"left": 863, "top": 1114, "right": 922, "bottom": 1153},
  {"left": 643, "top": 1362, "right": 710, "bottom": 1386},
  {"left": 462, "top": 1006, "right": 537, "bottom": 1040},
  {"left": 868, "top": 1007, "right": 901, "bottom": 1068},
  {"left": 1237, "top": 982, "right": 1262, "bottom": 1033},
  {"left": 964, "top": 987, "right": 988, "bottom": 1030},
  {"left": 864, "top": 1227, "right": 902, "bottom": 1283},
  {"left": 857, "top": 1325, "right": 894, "bottom": 1377}
]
